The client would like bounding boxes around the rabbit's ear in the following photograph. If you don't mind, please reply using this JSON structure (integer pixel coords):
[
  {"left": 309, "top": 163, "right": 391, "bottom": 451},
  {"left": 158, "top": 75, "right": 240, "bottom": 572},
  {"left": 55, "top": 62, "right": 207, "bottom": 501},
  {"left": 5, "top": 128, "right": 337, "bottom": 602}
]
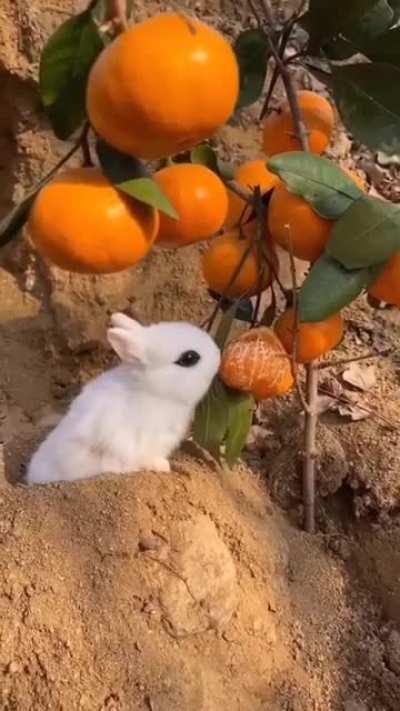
[
  {"left": 110, "top": 312, "right": 143, "bottom": 330},
  {"left": 107, "top": 327, "right": 146, "bottom": 364}
]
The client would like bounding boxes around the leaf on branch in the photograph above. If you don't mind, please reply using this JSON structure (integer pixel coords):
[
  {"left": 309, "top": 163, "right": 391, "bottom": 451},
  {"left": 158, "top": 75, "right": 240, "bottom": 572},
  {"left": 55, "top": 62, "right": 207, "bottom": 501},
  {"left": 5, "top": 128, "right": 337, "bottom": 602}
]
[
  {"left": 267, "top": 152, "right": 363, "bottom": 219},
  {"left": 327, "top": 195, "right": 400, "bottom": 268},
  {"left": 360, "top": 26, "right": 400, "bottom": 65},
  {"left": 303, "top": 0, "right": 378, "bottom": 52},
  {"left": 193, "top": 378, "right": 231, "bottom": 461},
  {"left": 190, "top": 145, "right": 219, "bottom": 173},
  {"left": 224, "top": 390, "right": 255, "bottom": 465},
  {"left": 39, "top": 9, "right": 104, "bottom": 139},
  {"left": 193, "top": 377, "right": 254, "bottom": 464},
  {"left": 214, "top": 299, "right": 253, "bottom": 349},
  {"left": 298, "top": 254, "right": 382, "bottom": 322},
  {"left": 97, "top": 140, "right": 178, "bottom": 218},
  {"left": 233, "top": 30, "right": 270, "bottom": 109},
  {"left": 347, "top": 0, "right": 394, "bottom": 42},
  {"left": 332, "top": 62, "right": 400, "bottom": 156}
]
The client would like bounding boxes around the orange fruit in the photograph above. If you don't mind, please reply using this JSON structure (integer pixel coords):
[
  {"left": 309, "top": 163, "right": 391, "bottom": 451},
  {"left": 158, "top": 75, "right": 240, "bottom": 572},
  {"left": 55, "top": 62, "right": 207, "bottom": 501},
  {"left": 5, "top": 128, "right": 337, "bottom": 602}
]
[
  {"left": 226, "top": 160, "right": 280, "bottom": 228},
  {"left": 154, "top": 163, "right": 228, "bottom": 247},
  {"left": 368, "top": 253, "right": 400, "bottom": 306},
  {"left": 219, "top": 327, "right": 294, "bottom": 399},
  {"left": 27, "top": 167, "right": 159, "bottom": 273},
  {"left": 87, "top": 13, "right": 239, "bottom": 159},
  {"left": 268, "top": 183, "right": 333, "bottom": 262},
  {"left": 263, "top": 91, "right": 335, "bottom": 156},
  {"left": 274, "top": 308, "right": 344, "bottom": 363},
  {"left": 202, "top": 227, "right": 274, "bottom": 298}
]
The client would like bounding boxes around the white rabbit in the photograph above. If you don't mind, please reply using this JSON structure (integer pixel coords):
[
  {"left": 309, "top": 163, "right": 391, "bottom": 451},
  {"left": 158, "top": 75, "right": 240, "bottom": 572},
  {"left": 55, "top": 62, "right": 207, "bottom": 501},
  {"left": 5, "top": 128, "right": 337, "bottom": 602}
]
[{"left": 26, "top": 313, "right": 220, "bottom": 485}]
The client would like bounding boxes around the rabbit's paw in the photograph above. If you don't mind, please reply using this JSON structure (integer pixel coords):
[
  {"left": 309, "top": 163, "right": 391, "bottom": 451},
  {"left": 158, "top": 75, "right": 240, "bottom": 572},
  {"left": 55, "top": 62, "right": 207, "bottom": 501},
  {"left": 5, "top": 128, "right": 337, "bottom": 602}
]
[{"left": 147, "top": 457, "right": 171, "bottom": 473}]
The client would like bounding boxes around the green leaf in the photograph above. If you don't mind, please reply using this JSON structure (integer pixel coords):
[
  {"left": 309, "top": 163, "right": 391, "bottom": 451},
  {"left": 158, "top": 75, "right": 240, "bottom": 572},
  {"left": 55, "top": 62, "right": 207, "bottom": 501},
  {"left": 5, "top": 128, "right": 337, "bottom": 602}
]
[
  {"left": 39, "top": 9, "right": 104, "bottom": 139},
  {"left": 97, "top": 140, "right": 148, "bottom": 182},
  {"left": 224, "top": 391, "right": 255, "bottom": 466},
  {"left": 218, "top": 161, "right": 235, "bottom": 180},
  {"left": 214, "top": 299, "right": 253, "bottom": 348},
  {"left": 193, "top": 378, "right": 231, "bottom": 460},
  {"left": 298, "top": 254, "right": 383, "bottom": 322},
  {"left": 119, "top": 179, "right": 179, "bottom": 219},
  {"left": 304, "top": 0, "right": 378, "bottom": 51},
  {"left": 388, "top": 0, "right": 400, "bottom": 20},
  {"left": 327, "top": 195, "right": 400, "bottom": 269},
  {"left": 233, "top": 30, "right": 270, "bottom": 109},
  {"left": 323, "top": 35, "right": 357, "bottom": 60},
  {"left": 190, "top": 145, "right": 219, "bottom": 173},
  {"left": 348, "top": 0, "right": 394, "bottom": 41},
  {"left": 360, "top": 27, "right": 400, "bottom": 64},
  {"left": 97, "top": 140, "right": 178, "bottom": 218},
  {"left": 332, "top": 63, "right": 400, "bottom": 156},
  {"left": 267, "top": 152, "right": 363, "bottom": 219}
]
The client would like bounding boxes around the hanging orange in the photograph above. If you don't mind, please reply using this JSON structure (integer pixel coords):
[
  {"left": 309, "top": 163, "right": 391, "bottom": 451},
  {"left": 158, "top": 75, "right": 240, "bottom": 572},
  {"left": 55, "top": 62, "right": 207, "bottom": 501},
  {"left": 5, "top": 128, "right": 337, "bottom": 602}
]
[
  {"left": 274, "top": 308, "right": 344, "bottom": 363},
  {"left": 368, "top": 253, "right": 400, "bottom": 307},
  {"left": 154, "top": 163, "right": 228, "bottom": 247},
  {"left": 27, "top": 167, "right": 159, "bottom": 273},
  {"left": 263, "top": 91, "right": 335, "bottom": 156},
  {"left": 87, "top": 13, "right": 239, "bottom": 159},
  {"left": 202, "top": 227, "right": 274, "bottom": 298},
  {"left": 268, "top": 183, "right": 333, "bottom": 263}
]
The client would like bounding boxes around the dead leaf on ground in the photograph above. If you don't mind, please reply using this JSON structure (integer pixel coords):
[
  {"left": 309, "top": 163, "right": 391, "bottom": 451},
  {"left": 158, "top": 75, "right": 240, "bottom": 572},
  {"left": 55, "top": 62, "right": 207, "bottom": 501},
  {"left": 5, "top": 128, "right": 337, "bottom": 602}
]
[
  {"left": 337, "top": 401, "right": 370, "bottom": 422},
  {"left": 342, "top": 364, "right": 377, "bottom": 392}
]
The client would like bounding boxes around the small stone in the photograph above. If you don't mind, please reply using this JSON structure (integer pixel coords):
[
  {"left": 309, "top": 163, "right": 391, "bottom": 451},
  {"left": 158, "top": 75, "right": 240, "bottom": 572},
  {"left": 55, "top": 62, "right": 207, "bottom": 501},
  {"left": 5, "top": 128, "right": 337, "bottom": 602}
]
[
  {"left": 344, "top": 701, "right": 368, "bottom": 711},
  {"left": 385, "top": 630, "right": 400, "bottom": 675},
  {"left": 7, "top": 661, "right": 21, "bottom": 674}
]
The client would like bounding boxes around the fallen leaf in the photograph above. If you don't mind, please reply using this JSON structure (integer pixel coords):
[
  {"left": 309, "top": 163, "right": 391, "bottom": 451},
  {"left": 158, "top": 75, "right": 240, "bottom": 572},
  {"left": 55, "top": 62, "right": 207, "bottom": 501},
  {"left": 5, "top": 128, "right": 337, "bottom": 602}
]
[
  {"left": 337, "top": 402, "right": 370, "bottom": 421},
  {"left": 315, "top": 394, "right": 337, "bottom": 415},
  {"left": 342, "top": 363, "right": 377, "bottom": 392}
]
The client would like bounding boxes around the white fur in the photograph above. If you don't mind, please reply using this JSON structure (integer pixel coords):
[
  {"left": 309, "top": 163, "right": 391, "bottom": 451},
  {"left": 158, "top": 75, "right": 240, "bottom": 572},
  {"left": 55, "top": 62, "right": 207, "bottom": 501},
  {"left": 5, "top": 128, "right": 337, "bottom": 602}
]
[{"left": 26, "top": 315, "right": 220, "bottom": 484}]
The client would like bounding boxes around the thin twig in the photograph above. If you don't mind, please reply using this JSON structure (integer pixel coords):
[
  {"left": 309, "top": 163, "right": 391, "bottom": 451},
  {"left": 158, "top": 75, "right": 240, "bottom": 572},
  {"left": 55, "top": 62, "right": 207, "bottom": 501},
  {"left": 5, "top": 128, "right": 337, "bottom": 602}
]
[
  {"left": 260, "top": 17, "right": 298, "bottom": 120},
  {"left": 318, "top": 385, "right": 399, "bottom": 431},
  {"left": 252, "top": 187, "right": 266, "bottom": 327},
  {"left": 285, "top": 228, "right": 310, "bottom": 415},
  {"left": 252, "top": 0, "right": 318, "bottom": 533},
  {"left": 104, "top": 0, "right": 128, "bottom": 31},
  {"left": 320, "top": 349, "right": 392, "bottom": 371},
  {"left": 225, "top": 179, "right": 253, "bottom": 205},
  {"left": 250, "top": 0, "right": 309, "bottom": 151},
  {"left": 303, "top": 362, "right": 318, "bottom": 533},
  {"left": 80, "top": 122, "right": 93, "bottom": 167}
]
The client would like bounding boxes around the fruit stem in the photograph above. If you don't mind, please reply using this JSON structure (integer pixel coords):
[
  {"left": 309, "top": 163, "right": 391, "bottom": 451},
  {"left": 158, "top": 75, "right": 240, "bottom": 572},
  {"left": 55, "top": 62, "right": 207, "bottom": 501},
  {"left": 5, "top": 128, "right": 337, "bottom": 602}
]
[
  {"left": 319, "top": 349, "right": 392, "bottom": 370},
  {"left": 303, "top": 360, "right": 318, "bottom": 533},
  {"left": 253, "top": 187, "right": 266, "bottom": 327},
  {"left": 104, "top": 0, "right": 128, "bottom": 31},
  {"left": 203, "top": 242, "right": 255, "bottom": 333},
  {"left": 254, "top": 0, "right": 318, "bottom": 532}
]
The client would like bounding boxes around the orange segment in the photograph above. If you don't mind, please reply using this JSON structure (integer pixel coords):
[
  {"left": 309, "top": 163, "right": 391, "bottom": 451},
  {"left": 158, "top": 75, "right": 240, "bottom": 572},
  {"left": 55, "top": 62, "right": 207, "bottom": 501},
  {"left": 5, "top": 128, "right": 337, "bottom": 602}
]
[{"left": 220, "top": 327, "right": 294, "bottom": 399}]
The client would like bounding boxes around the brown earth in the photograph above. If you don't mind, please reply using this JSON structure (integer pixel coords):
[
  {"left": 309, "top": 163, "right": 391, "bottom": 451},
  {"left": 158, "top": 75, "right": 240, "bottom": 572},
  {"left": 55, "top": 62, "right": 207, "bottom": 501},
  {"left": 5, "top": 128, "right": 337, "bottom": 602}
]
[{"left": 1, "top": 0, "right": 400, "bottom": 709}]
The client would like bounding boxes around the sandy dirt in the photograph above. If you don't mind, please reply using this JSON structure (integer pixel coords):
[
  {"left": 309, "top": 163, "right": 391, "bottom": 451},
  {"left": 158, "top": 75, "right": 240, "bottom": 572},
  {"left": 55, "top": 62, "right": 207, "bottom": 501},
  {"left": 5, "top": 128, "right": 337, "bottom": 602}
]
[{"left": 1, "top": 0, "right": 400, "bottom": 709}]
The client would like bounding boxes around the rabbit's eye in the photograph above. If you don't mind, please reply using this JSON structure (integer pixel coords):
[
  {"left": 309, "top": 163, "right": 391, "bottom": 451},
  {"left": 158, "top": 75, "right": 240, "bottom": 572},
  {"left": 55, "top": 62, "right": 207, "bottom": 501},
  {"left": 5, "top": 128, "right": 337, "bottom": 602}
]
[{"left": 175, "top": 350, "right": 201, "bottom": 367}]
